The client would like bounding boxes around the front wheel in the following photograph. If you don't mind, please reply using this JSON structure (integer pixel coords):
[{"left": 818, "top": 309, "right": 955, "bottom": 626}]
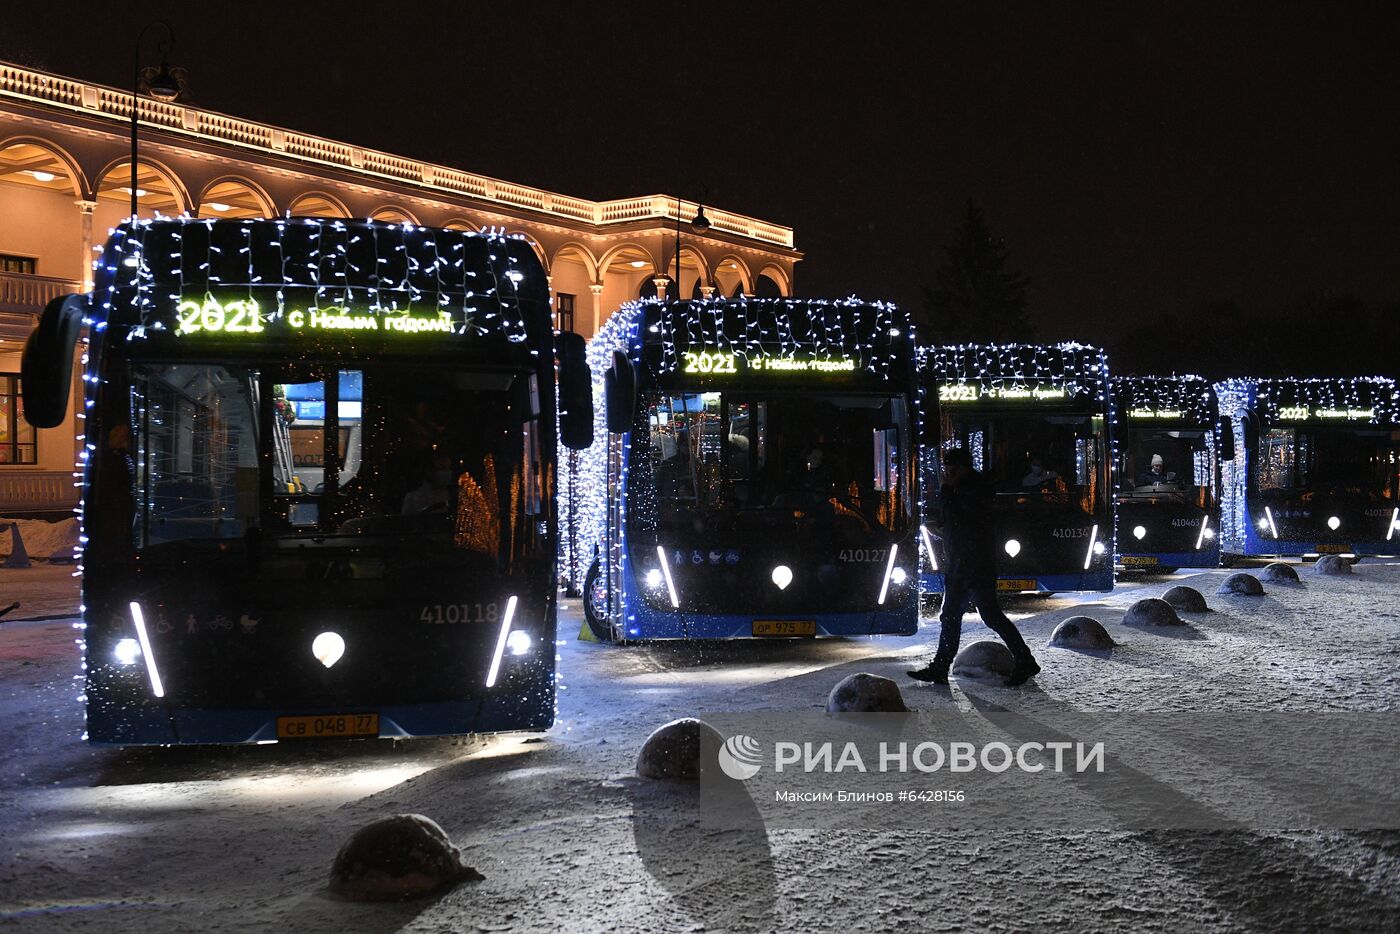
[{"left": 583, "top": 558, "right": 616, "bottom": 643}]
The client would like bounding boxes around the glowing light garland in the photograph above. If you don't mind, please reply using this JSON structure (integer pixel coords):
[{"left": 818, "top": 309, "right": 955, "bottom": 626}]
[
  {"left": 1215, "top": 377, "right": 1400, "bottom": 553},
  {"left": 917, "top": 342, "right": 1118, "bottom": 577},
  {"left": 558, "top": 297, "right": 915, "bottom": 605},
  {"left": 70, "top": 216, "right": 550, "bottom": 735}
]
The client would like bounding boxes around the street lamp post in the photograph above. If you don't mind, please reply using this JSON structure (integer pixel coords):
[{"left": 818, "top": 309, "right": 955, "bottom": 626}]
[
  {"left": 130, "top": 22, "right": 182, "bottom": 219},
  {"left": 673, "top": 193, "right": 710, "bottom": 301}
]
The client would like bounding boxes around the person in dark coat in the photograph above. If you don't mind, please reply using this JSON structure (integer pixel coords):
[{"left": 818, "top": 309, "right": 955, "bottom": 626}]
[{"left": 909, "top": 447, "right": 1040, "bottom": 686}]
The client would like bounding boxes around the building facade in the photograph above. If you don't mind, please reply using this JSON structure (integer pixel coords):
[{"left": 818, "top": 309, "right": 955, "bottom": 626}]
[{"left": 0, "top": 61, "right": 801, "bottom": 515}]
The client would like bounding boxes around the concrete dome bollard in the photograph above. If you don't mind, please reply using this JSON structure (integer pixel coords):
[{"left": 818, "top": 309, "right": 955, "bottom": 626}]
[
  {"left": 827, "top": 672, "right": 910, "bottom": 713},
  {"left": 1162, "top": 585, "right": 1209, "bottom": 613},
  {"left": 1048, "top": 616, "right": 1116, "bottom": 650},
  {"left": 1314, "top": 555, "right": 1354, "bottom": 576},
  {"left": 636, "top": 717, "right": 724, "bottom": 781},
  {"left": 1261, "top": 562, "right": 1300, "bottom": 583},
  {"left": 951, "top": 640, "right": 1015, "bottom": 678},
  {"left": 329, "top": 814, "right": 481, "bottom": 901},
  {"left": 1122, "top": 597, "right": 1184, "bottom": 627},
  {"left": 1217, "top": 573, "right": 1264, "bottom": 595}
]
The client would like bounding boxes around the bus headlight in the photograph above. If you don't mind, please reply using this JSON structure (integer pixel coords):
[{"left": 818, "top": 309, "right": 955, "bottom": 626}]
[
  {"left": 1203, "top": 528, "right": 1216, "bottom": 540},
  {"left": 644, "top": 568, "right": 664, "bottom": 589},
  {"left": 890, "top": 566, "right": 908, "bottom": 585},
  {"left": 506, "top": 630, "right": 532, "bottom": 656},
  {"left": 114, "top": 638, "right": 141, "bottom": 666},
  {"left": 1132, "top": 525, "right": 1147, "bottom": 540},
  {"left": 1093, "top": 541, "right": 1106, "bottom": 555}
]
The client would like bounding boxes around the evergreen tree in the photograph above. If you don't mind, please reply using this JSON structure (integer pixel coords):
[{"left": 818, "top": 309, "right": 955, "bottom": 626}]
[{"left": 921, "top": 200, "right": 1032, "bottom": 343}]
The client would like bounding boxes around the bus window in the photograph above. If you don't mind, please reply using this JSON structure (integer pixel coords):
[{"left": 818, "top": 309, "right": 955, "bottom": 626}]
[
  {"left": 1258, "top": 428, "right": 1296, "bottom": 490},
  {"left": 131, "top": 364, "right": 260, "bottom": 546}
]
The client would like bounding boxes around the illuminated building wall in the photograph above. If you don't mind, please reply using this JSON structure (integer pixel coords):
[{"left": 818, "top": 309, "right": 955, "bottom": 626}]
[{"left": 0, "top": 61, "right": 800, "bottom": 514}]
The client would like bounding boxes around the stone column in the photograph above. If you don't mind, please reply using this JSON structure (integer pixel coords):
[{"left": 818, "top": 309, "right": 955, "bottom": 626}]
[
  {"left": 589, "top": 284, "right": 605, "bottom": 337},
  {"left": 700, "top": 286, "right": 715, "bottom": 300},
  {"left": 652, "top": 277, "right": 670, "bottom": 303},
  {"left": 76, "top": 199, "right": 97, "bottom": 291}
]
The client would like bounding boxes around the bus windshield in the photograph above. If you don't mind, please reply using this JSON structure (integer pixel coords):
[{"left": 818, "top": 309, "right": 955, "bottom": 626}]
[
  {"left": 1121, "top": 425, "right": 1216, "bottom": 508},
  {"left": 1257, "top": 426, "right": 1399, "bottom": 500},
  {"left": 127, "top": 361, "right": 544, "bottom": 553},
  {"left": 634, "top": 391, "right": 912, "bottom": 540},
  {"left": 940, "top": 410, "right": 1106, "bottom": 514}
]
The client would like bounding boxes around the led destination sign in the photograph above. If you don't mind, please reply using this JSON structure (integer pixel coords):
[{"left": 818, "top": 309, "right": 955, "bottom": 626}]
[
  {"left": 938, "top": 383, "right": 1069, "bottom": 403},
  {"left": 681, "top": 350, "right": 857, "bottom": 375},
  {"left": 1128, "top": 408, "right": 1186, "bottom": 419},
  {"left": 1276, "top": 406, "right": 1377, "bottom": 421},
  {"left": 173, "top": 296, "right": 457, "bottom": 338}
]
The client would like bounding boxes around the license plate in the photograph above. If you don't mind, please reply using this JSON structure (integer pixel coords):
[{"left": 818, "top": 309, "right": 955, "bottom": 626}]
[
  {"left": 1122, "top": 556, "right": 1159, "bottom": 566},
  {"left": 276, "top": 713, "right": 379, "bottom": 740},
  {"left": 752, "top": 620, "right": 816, "bottom": 637},
  {"left": 1316, "top": 543, "right": 1350, "bottom": 554},
  {"left": 997, "top": 579, "right": 1038, "bottom": 592}
]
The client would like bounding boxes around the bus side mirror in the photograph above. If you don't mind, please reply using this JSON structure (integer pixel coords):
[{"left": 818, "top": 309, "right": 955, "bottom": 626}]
[
  {"left": 556, "top": 332, "right": 593, "bottom": 451},
  {"left": 605, "top": 350, "right": 635, "bottom": 435},
  {"left": 1242, "top": 413, "right": 1259, "bottom": 453},
  {"left": 1219, "top": 416, "right": 1236, "bottom": 461},
  {"left": 22, "top": 294, "right": 85, "bottom": 429}
]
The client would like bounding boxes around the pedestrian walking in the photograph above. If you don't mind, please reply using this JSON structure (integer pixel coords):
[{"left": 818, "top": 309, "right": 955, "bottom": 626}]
[{"left": 909, "top": 447, "right": 1041, "bottom": 686}]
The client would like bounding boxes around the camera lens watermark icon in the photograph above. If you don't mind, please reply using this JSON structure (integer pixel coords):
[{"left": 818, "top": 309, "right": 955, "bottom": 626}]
[{"left": 718, "top": 734, "right": 763, "bottom": 780}]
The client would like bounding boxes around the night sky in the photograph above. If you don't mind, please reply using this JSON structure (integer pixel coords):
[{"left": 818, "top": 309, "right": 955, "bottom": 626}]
[{"left": 4, "top": 2, "right": 1397, "bottom": 362}]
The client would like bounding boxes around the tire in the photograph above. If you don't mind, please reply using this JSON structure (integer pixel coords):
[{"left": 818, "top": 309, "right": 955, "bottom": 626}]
[
  {"left": 582, "top": 558, "right": 616, "bottom": 643},
  {"left": 1155, "top": 567, "right": 1179, "bottom": 575}
]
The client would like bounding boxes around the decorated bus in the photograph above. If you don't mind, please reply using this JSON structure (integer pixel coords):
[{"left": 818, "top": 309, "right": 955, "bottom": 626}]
[
  {"left": 565, "top": 297, "right": 920, "bottom": 641},
  {"left": 1216, "top": 377, "right": 1399, "bottom": 560},
  {"left": 22, "top": 217, "right": 591, "bottom": 744},
  {"left": 1111, "top": 375, "right": 1225, "bottom": 573},
  {"left": 920, "top": 343, "right": 1116, "bottom": 595}
]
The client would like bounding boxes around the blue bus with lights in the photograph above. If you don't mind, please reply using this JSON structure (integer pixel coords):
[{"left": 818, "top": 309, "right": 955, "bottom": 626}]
[
  {"left": 21, "top": 217, "right": 591, "bottom": 744},
  {"left": 566, "top": 297, "right": 920, "bottom": 641},
  {"left": 1111, "top": 375, "right": 1225, "bottom": 573},
  {"left": 1217, "top": 377, "right": 1400, "bottom": 561},
  {"left": 919, "top": 343, "right": 1115, "bottom": 596}
]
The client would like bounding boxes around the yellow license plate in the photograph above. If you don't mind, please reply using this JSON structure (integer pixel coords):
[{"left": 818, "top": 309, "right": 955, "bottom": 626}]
[
  {"left": 276, "top": 713, "right": 379, "bottom": 740},
  {"left": 752, "top": 620, "right": 816, "bottom": 637},
  {"left": 1122, "top": 556, "right": 1159, "bottom": 566},
  {"left": 1316, "top": 543, "right": 1350, "bottom": 554},
  {"left": 997, "top": 579, "right": 1038, "bottom": 591}
]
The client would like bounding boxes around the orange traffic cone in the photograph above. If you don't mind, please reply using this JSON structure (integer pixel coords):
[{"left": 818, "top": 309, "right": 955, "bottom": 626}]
[{"left": 3, "top": 523, "right": 32, "bottom": 569}]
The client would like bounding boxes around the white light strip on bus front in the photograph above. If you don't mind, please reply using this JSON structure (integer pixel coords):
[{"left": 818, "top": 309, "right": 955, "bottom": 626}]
[
  {"left": 1388, "top": 507, "right": 1398, "bottom": 542},
  {"left": 1195, "top": 517, "right": 1210, "bottom": 550},
  {"left": 656, "top": 545, "right": 680, "bottom": 608},
  {"left": 1264, "top": 507, "right": 1279, "bottom": 540},
  {"left": 484, "top": 596, "right": 519, "bottom": 689},
  {"left": 920, "top": 525, "right": 937, "bottom": 571},
  {"left": 878, "top": 544, "right": 900, "bottom": 606},
  {"left": 1082, "top": 525, "right": 1099, "bottom": 571},
  {"left": 128, "top": 602, "right": 165, "bottom": 698}
]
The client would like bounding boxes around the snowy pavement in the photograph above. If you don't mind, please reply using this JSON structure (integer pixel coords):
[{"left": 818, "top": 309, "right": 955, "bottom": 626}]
[{"left": 1, "top": 562, "right": 1398, "bottom": 932}]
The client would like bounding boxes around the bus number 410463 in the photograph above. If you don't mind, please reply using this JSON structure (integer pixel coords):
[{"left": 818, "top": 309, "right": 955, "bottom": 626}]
[{"left": 421, "top": 603, "right": 500, "bottom": 624}]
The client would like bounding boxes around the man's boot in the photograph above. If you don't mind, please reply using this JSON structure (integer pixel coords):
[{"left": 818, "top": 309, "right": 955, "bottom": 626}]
[
  {"left": 908, "top": 652, "right": 953, "bottom": 684},
  {"left": 1004, "top": 654, "right": 1041, "bottom": 687}
]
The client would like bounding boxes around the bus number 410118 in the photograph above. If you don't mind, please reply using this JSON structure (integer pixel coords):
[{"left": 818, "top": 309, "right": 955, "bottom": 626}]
[{"left": 421, "top": 603, "right": 500, "bottom": 624}]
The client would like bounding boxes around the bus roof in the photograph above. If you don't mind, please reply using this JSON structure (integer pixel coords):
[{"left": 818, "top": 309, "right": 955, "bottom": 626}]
[
  {"left": 86, "top": 217, "right": 550, "bottom": 339},
  {"left": 1216, "top": 377, "right": 1399, "bottom": 426}
]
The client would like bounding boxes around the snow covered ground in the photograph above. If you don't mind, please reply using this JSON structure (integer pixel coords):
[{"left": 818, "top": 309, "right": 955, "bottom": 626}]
[{"left": 1, "top": 562, "right": 1398, "bottom": 932}]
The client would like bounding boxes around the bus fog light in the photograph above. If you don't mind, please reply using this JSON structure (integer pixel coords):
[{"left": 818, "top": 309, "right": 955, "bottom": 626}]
[
  {"left": 312, "top": 631, "right": 345, "bottom": 669},
  {"left": 771, "top": 565, "right": 793, "bottom": 590},
  {"left": 1327, "top": 516, "right": 1341, "bottom": 530},
  {"left": 1004, "top": 539, "right": 1021, "bottom": 558},
  {"left": 506, "top": 630, "right": 532, "bottom": 656},
  {"left": 890, "top": 566, "right": 907, "bottom": 585},
  {"left": 644, "top": 568, "right": 663, "bottom": 589},
  {"left": 114, "top": 638, "right": 141, "bottom": 666},
  {"left": 1132, "top": 525, "right": 1146, "bottom": 540}
]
